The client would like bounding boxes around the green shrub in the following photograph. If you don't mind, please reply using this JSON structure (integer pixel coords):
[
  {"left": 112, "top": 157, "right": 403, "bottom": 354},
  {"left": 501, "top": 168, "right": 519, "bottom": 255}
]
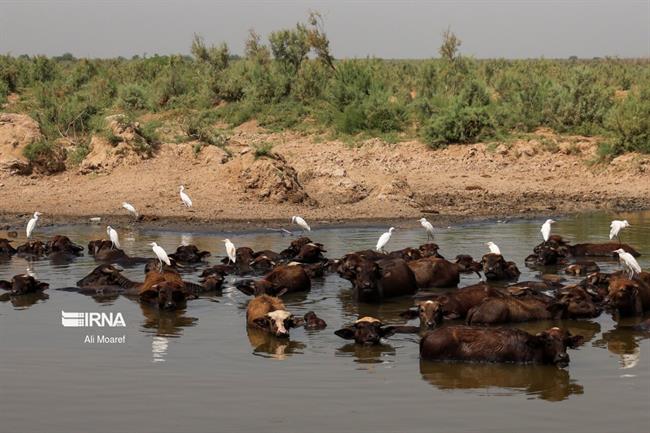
[
  {"left": 254, "top": 143, "right": 274, "bottom": 158},
  {"left": 68, "top": 142, "right": 91, "bottom": 165},
  {"left": 422, "top": 104, "right": 496, "bottom": 148},
  {"left": 118, "top": 84, "right": 150, "bottom": 110},
  {"left": 605, "top": 86, "right": 650, "bottom": 154}
]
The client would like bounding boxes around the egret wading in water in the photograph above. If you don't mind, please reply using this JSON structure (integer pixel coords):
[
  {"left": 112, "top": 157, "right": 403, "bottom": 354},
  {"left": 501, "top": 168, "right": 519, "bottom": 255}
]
[
  {"left": 150, "top": 242, "right": 171, "bottom": 273},
  {"left": 541, "top": 219, "right": 556, "bottom": 243},
  {"left": 26, "top": 212, "right": 42, "bottom": 239},
  {"left": 614, "top": 248, "right": 642, "bottom": 279},
  {"left": 106, "top": 226, "right": 121, "bottom": 249},
  {"left": 376, "top": 227, "right": 395, "bottom": 253},
  {"left": 419, "top": 218, "right": 435, "bottom": 240},
  {"left": 224, "top": 239, "right": 236, "bottom": 264},
  {"left": 179, "top": 185, "right": 193, "bottom": 208},
  {"left": 122, "top": 202, "right": 138, "bottom": 219},
  {"left": 486, "top": 242, "right": 501, "bottom": 255},
  {"left": 610, "top": 220, "right": 630, "bottom": 243},
  {"left": 291, "top": 216, "right": 311, "bottom": 233}
]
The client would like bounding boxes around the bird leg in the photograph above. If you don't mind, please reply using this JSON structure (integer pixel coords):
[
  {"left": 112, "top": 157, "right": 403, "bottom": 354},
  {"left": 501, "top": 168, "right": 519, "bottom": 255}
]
[{"left": 158, "top": 260, "right": 163, "bottom": 273}]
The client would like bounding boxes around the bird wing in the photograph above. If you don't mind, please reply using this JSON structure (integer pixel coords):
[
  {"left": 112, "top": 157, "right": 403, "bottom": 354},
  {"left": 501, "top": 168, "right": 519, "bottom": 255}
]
[
  {"left": 226, "top": 244, "right": 236, "bottom": 262},
  {"left": 627, "top": 256, "right": 642, "bottom": 274},
  {"left": 155, "top": 246, "right": 171, "bottom": 265},
  {"left": 609, "top": 224, "right": 618, "bottom": 240},
  {"left": 299, "top": 218, "right": 311, "bottom": 231},
  {"left": 541, "top": 224, "right": 550, "bottom": 241},
  {"left": 111, "top": 231, "right": 121, "bottom": 248},
  {"left": 26, "top": 219, "right": 35, "bottom": 237},
  {"left": 376, "top": 233, "right": 389, "bottom": 250}
]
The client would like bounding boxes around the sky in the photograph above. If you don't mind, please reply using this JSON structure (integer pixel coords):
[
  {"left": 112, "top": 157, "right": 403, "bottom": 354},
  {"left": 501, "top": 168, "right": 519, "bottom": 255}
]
[{"left": 0, "top": 0, "right": 648, "bottom": 59}]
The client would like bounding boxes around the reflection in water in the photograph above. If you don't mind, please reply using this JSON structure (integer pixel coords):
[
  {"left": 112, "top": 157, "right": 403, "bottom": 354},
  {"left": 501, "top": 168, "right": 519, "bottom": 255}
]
[
  {"left": 0, "top": 291, "right": 49, "bottom": 309},
  {"left": 336, "top": 342, "right": 396, "bottom": 364},
  {"left": 593, "top": 317, "right": 650, "bottom": 371},
  {"left": 139, "top": 304, "right": 198, "bottom": 363},
  {"left": 152, "top": 336, "right": 169, "bottom": 363},
  {"left": 419, "top": 360, "right": 584, "bottom": 402},
  {"left": 247, "top": 327, "right": 305, "bottom": 360}
]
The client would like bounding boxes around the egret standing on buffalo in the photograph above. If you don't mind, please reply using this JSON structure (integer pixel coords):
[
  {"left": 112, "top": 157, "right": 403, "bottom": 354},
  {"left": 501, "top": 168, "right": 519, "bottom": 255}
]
[
  {"left": 376, "top": 227, "right": 395, "bottom": 253},
  {"left": 150, "top": 242, "right": 171, "bottom": 273},
  {"left": 179, "top": 185, "right": 193, "bottom": 208},
  {"left": 419, "top": 218, "right": 435, "bottom": 240},
  {"left": 291, "top": 216, "right": 311, "bottom": 233},
  {"left": 614, "top": 248, "right": 642, "bottom": 279},
  {"left": 107, "top": 226, "right": 121, "bottom": 249},
  {"left": 541, "top": 219, "right": 556, "bottom": 243},
  {"left": 122, "top": 202, "right": 138, "bottom": 219},
  {"left": 224, "top": 239, "right": 236, "bottom": 264},
  {"left": 486, "top": 242, "right": 501, "bottom": 255},
  {"left": 610, "top": 220, "right": 630, "bottom": 243},
  {"left": 26, "top": 212, "right": 42, "bottom": 239}
]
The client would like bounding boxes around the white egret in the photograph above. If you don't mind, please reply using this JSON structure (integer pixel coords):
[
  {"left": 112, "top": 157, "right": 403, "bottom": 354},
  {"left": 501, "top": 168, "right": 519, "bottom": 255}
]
[
  {"left": 122, "top": 202, "right": 138, "bottom": 219},
  {"left": 614, "top": 248, "right": 642, "bottom": 279},
  {"left": 376, "top": 227, "right": 395, "bottom": 253},
  {"left": 25, "top": 212, "right": 42, "bottom": 239},
  {"left": 609, "top": 220, "right": 630, "bottom": 243},
  {"left": 150, "top": 242, "right": 171, "bottom": 272},
  {"left": 291, "top": 216, "right": 311, "bottom": 233},
  {"left": 419, "top": 218, "right": 435, "bottom": 240},
  {"left": 224, "top": 239, "right": 236, "bottom": 264},
  {"left": 486, "top": 242, "right": 501, "bottom": 255},
  {"left": 179, "top": 185, "right": 193, "bottom": 208},
  {"left": 541, "top": 219, "right": 556, "bottom": 242},
  {"left": 106, "top": 226, "right": 121, "bottom": 249}
]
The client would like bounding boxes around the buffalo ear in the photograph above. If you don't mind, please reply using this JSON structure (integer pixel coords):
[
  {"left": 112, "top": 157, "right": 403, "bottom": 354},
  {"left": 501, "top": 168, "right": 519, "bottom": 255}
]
[
  {"left": 565, "top": 334, "right": 584, "bottom": 348},
  {"left": 400, "top": 309, "right": 419, "bottom": 320},
  {"left": 234, "top": 280, "right": 256, "bottom": 296},
  {"left": 37, "top": 282, "right": 50, "bottom": 291},
  {"left": 334, "top": 327, "right": 356, "bottom": 340},
  {"left": 253, "top": 317, "right": 270, "bottom": 329},
  {"left": 289, "top": 316, "right": 305, "bottom": 328},
  {"left": 275, "top": 288, "right": 288, "bottom": 298}
]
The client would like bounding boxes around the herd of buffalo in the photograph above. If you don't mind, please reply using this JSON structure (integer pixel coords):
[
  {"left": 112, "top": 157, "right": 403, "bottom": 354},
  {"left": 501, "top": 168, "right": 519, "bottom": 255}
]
[{"left": 1, "top": 229, "right": 649, "bottom": 369}]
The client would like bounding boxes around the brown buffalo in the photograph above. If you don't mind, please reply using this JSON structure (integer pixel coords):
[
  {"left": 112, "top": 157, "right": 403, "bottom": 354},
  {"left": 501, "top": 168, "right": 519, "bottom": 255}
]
[
  {"left": 0, "top": 274, "right": 49, "bottom": 295},
  {"left": 280, "top": 237, "right": 317, "bottom": 259},
  {"left": 168, "top": 245, "right": 210, "bottom": 264},
  {"left": 420, "top": 326, "right": 583, "bottom": 366},
  {"left": 303, "top": 311, "right": 327, "bottom": 330},
  {"left": 563, "top": 261, "right": 600, "bottom": 276},
  {"left": 416, "top": 283, "right": 503, "bottom": 319},
  {"left": 45, "top": 235, "right": 84, "bottom": 256},
  {"left": 334, "top": 316, "right": 419, "bottom": 345},
  {"left": 555, "top": 284, "right": 603, "bottom": 318},
  {"left": 407, "top": 257, "right": 460, "bottom": 288},
  {"left": 481, "top": 253, "right": 520, "bottom": 281},
  {"left": 419, "top": 243, "right": 444, "bottom": 259},
  {"left": 400, "top": 300, "right": 444, "bottom": 329},
  {"left": 387, "top": 247, "right": 422, "bottom": 261},
  {"left": 236, "top": 264, "right": 311, "bottom": 297},
  {"left": 16, "top": 240, "right": 47, "bottom": 256},
  {"left": 294, "top": 243, "right": 327, "bottom": 263},
  {"left": 348, "top": 257, "right": 418, "bottom": 302},
  {"left": 138, "top": 269, "right": 192, "bottom": 310},
  {"left": 246, "top": 294, "right": 304, "bottom": 338},
  {"left": 568, "top": 242, "right": 640, "bottom": 258},
  {"left": 466, "top": 294, "right": 567, "bottom": 325},
  {"left": 454, "top": 255, "right": 482, "bottom": 276},
  {"left": 87, "top": 239, "right": 148, "bottom": 266},
  {"left": 607, "top": 276, "right": 650, "bottom": 316},
  {"left": 0, "top": 238, "right": 17, "bottom": 255}
]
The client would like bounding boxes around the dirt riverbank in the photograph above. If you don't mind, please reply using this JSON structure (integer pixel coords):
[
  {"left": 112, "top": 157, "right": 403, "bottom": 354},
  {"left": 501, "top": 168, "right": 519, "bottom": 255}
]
[{"left": 1, "top": 121, "right": 649, "bottom": 232}]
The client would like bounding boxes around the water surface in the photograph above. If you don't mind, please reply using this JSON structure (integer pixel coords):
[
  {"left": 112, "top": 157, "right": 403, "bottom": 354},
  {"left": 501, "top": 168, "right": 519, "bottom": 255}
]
[{"left": 1, "top": 212, "right": 649, "bottom": 433}]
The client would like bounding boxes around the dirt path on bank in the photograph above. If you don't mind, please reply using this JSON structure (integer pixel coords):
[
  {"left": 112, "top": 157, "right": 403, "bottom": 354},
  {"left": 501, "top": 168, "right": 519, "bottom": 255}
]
[{"left": 1, "top": 122, "right": 649, "bottom": 231}]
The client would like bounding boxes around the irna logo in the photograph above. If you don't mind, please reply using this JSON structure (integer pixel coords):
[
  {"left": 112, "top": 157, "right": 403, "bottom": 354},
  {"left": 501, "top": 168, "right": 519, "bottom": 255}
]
[{"left": 61, "top": 311, "right": 126, "bottom": 327}]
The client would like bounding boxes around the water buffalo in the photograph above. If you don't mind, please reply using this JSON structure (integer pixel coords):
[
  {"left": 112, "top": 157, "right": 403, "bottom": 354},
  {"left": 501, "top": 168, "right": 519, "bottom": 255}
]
[
  {"left": 416, "top": 283, "right": 504, "bottom": 319},
  {"left": 400, "top": 300, "right": 444, "bottom": 329},
  {"left": 168, "top": 245, "right": 210, "bottom": 264},
  {"left": 387, "top": 247, "right": 422, "bottom": 261},
  {"left": 466, "top": 293, "right": 568, "bottom": 325},
  {"left": 346, "top": 257, "right": 418, "bottom": 302},
  {"left": 407, "top": 257, "right": 460, "bottom": 288},
  {"left": 420, "top": 326, "right": 583, "bottom": 366},
  {"left": 607, "top": 276, "right": 650, "bottom": 316},
  {"left": 568, "top": 242, "right": 640, "bottom": 258},
  {"left": 0, "top": 238, "right": 17, "bottom": 255},
  {"left": 563, "top": 261, "right": 600, "bottom": 276},
  {"left": 419, "top": 243, "right": 444, "bottom": 259},
  {"left": 481, "top": 253, "right": 521, "bottom": 281},
  {"left": 15, "top": 240, "right": 47, "bottom": 257},
  {"left": 87, "top": 239, "right": 148, "bottom": 266},
  {"left": 236, "top": 264, "right": 311, "bottom": 296},
  {"left": 334, "top": 317, "right": 418, "bottom": 345},
  {"left": 138, "top": 270, "right": 193, "bottom": 310},
  {"left": 279, "top": 237, "right": 317, "bottom": 260},
  {"left": 454, "top": 255, "right": 482, "bottom": 275},
  {"left": 293, "top": 243, "right": 327, "bottom": 263},
  {"left": 246, "top": 294, "right": 304, "bottom": 338},
  {"left": 46, "top": 235, "right": 83, "bottom": 256},
  {"left": 0, "top": 274, "right": 49, "bottom": 295},
  {"left": 555, "top": 284, "right": 603, "bottom": 318},
  {"left": 303, "top": 311, "right": 327, "bottom": 330}
]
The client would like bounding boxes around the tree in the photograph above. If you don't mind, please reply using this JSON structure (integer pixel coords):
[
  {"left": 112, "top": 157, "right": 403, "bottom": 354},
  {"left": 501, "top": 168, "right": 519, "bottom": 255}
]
[{"left": 439, "top": 27, "right": 461, "bottom": 61}]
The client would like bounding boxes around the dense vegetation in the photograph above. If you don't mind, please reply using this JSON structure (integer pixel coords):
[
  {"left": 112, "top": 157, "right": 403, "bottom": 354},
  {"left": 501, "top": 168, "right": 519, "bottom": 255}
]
[{"left": 1, "top": 13, "right": 648, "bottom": 168}]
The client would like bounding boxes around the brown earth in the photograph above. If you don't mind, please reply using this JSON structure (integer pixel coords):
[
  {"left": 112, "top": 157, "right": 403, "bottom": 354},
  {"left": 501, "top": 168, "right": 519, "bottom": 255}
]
[{"left": 1, "top": 115, "right": 649, "bottom": 231}]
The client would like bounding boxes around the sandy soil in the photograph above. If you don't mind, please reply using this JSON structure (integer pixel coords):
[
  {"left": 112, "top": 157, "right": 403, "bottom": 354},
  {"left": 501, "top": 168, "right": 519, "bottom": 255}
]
[{"left": 1, "top": 118, "right": 649, "bottom": 231}]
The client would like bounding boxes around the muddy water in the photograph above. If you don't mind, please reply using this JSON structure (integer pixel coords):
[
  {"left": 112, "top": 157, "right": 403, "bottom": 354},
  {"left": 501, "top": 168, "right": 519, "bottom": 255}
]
[{"left": 0, "top": 212, "right": 648, "bottom": 433}]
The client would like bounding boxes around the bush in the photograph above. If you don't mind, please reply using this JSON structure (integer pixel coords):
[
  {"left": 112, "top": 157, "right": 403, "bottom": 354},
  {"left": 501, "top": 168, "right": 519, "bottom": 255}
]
[
  {"left": 605, "top": 86, "right": 650, "bottom": 155},
  {"left": 118, "top": 84, "right": 150, "bottom": 110},
  {"left": 422, "top": 104, "right": 496, "bottom": 148}
]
